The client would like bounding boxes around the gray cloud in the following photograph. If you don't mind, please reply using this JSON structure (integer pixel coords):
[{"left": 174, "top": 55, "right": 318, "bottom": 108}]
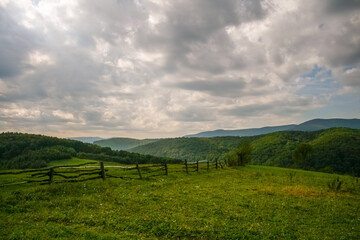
[
  {"left": 0, "top": 0, "right": 359, "bottom": 138},
  {"left": 168, "top": 107, "right": 217, "bottom": 122},
  {"left": 222, "top": 97, "right": 316, "bottom": 118},
  {"left": 325, "top": 0, "right": 360, "bottom": 14},
  {"left": 0, "top": 5, "right": 39, "bottom": 78},
  {"left": 135, "top": 0, "right": 266, "bottom": 74},
  {"left": 175, "top": 78, "right": 246, "bottom": 97}
]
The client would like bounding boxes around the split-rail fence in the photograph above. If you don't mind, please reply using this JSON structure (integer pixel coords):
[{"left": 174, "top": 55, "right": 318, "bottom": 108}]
[{"left": 0, "top": 160, "right": 222, "bottom": 187}]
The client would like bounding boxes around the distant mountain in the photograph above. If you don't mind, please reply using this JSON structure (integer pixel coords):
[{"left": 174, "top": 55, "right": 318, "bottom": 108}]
[
  {"left": 292, "top": 118, "right": 360, "bottom": 131},
  {"left": 94, "top": 137, "right": 159, "bottom": 150},
  {"left": 185, "top": 118, "right": 360, "bottom": 137},
  {"left": 185, "top": 125, "right": 296, "bottom": 138},
  {"left": 68, "top": 137, "right": 104, "bottom": 143}
]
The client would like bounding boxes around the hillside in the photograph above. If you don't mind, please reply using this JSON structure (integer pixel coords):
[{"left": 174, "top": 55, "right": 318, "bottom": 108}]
[
  {"left": 130, "top": 136, "right": 255, "bottom": 161},
  {"left": 0, "top": 132, "right": 180, "bottom": 169},
  {"left": 185, "top": 118, "right": 360, "bottom": 137},
  {"left": 1, "top": 165, "right": 359, "bottom": 239},
  {"left": 131, "top": 128, "right": 360, "bottom": 176},
  {"left": 68, "top": 137, "right": 104, "bottom": 143},
  {"left": 94, "top": 137, "right": 158, "bottom": 150}
]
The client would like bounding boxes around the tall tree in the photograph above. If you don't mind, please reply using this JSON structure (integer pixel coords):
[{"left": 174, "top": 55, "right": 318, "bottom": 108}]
[{"left": 292, "top": 143, "right": 313, "bottom": 168}]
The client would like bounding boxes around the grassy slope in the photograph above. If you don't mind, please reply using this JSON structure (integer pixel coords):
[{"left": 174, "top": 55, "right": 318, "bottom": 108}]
[
  {"left": 94, "top": 138, "right": 159, "bottom": 151},
  {"left": 1, "top": 163, "right": 359, "bottom": 239}
]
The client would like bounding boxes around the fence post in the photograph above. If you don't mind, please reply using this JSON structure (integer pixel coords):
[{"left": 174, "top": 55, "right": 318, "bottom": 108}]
[
  {"left": 215, "top": 159, "right": 218, "bottom": 169},
  {"left": 164, "top": 163, "right": 168, "bottom": 176},
  {"left": 207, "top": 160, "right": 210, "bottom": 171},
  {"left": 136, "top": 163, "right": 142, "bottom": 179},
  {"left": 48, "top": 167, "right": 54, "bottom": 184},
  {"left": 100, "top": 162, "right": 106, "bottom": 181},
  {"left": 196, "top": 161, "right": 199, "bottom": 172},
  {"left": 185, "top": 160, "right": 189, "bottom": 174}
]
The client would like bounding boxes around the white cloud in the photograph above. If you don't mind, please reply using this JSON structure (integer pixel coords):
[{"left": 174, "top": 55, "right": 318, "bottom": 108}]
[
  {"left": 0, "top": 0, "right": 359, "bottom": 138},
  {"left": 27, "top": 51, "right": 54, "bottom": 66},
  {"left": 52, "top": 110, "right": 74, "bottom": 120}
]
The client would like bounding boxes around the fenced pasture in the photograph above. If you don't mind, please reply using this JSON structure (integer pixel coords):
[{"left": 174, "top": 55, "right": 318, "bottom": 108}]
[{"left": 0, "top": 159, "right": 222, "bottom": 187}]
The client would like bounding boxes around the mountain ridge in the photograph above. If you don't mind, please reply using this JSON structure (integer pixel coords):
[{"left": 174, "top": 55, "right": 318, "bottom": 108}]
[
  {"left": 184, "top": 118, "right": 360, "bottom": 138},
  {"left": 68, "top": 137, "right": 104, "bottom": 143},
  {"left": 94, "top": 137, "right": 159, "bottom": 150}
]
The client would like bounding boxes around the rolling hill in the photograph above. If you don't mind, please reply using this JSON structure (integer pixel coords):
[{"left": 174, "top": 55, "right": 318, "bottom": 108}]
[
  {"left": 130, "top": 128, "right": 360, "bottom": 176},
  {"left": 0, "top": 132, "right": 179, "bottom": 169},
  {"left": 185, "top": 118, "right": 360, "bottom": 137},
  {"left": 94, "top": 137, "right": 159, "bottom": 150}
]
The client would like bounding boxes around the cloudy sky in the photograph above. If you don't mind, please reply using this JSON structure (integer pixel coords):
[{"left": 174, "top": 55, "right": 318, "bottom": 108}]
[{"left": 0, "top": 0, "right": 359, "bottom": 138}]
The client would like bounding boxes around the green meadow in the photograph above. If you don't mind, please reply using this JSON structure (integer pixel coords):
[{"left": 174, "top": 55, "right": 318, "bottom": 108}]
[{"left": 1, "top": 160, "right": 359, "bottom": 239}]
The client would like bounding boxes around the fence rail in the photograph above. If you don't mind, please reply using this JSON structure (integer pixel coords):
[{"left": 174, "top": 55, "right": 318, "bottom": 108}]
[{"left": 0, "top": 159, "right": 222, "bottom": 187}]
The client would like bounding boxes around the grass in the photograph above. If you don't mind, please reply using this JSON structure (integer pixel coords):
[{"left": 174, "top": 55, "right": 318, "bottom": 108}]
[
  {"left": 0, "top": 161, "right": 359, "bottom": 239},
  {"left": 47, "top": 158, "right": 98, "bottom": 167}
]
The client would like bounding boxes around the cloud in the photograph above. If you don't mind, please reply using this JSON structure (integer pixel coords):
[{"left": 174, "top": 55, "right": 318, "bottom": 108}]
[
  {"left": 325, "top": 0, "right": 360, "bottom": 14},
  {"left": 222, "top": 96, "right": 318, "bottom": 117},
  {"left": 175, "top": 78, "right": 246, "bottom": 97},
  {"left": 0, "top": 5, "right": 39, "bottom": 78},
  {"left": 0, "top": 0, "right": 359, "bottom": 138},
  {"left": 135, "top": 0, "right": 267, "bottom": 74}
]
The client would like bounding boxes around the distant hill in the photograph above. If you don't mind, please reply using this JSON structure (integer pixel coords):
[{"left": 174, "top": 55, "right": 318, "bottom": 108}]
[
  {"left": 94, "top": 138, "right": 159, "bottom": 150},
  {"left": 185, "top": 125, "right": 296, "bottom": 138},
  {"left": 0, "top": 133, "right": 180, "bottom": 169},
  {"left": 291, "top": 118, "right": 360, "bottom": 131},
  {"left": 129, "top": 137, "right": 248, "bottom": 161},
  {"left": 68, "top": 137, "right": 104, "bottom": 143},
  {"left": 131, "top": 128, "right": 360, "bottom": 176},
  {"left": 185, "top": 118, "right": 360, "bottom": 137}
]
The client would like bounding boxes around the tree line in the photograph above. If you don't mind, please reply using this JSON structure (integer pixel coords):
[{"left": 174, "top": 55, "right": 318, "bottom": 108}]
[{"left": 0, "top": 132, "right": 181, "bottom": 169}]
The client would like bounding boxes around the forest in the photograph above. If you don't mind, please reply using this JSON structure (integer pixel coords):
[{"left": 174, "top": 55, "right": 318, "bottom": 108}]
[{"left": 0, "top": 132, "right": 180, "bottom": 169}]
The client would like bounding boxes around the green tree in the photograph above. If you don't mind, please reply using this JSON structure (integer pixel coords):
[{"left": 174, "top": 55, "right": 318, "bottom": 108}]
[
  {"left": 292, "top": 143, "right": 313, "bottom": 168},
  {"left": 226, "top": 142, "right": 252, "bottom": 167}
]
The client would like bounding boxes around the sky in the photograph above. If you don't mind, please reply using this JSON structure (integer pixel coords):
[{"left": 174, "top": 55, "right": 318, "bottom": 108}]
[{"left": 0, "top": 0, "right": 360, "bottom": 139}]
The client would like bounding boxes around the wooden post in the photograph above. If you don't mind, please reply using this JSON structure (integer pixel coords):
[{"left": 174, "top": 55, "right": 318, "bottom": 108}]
[
  {"left": 196, "top": 161, "right": 199, "bottom": 172},
  {"left": 136, "top": 163, "right": 142, "bottom": 179},
  {"left": 207, "top": 160, "right": 210, "bottom": 171},
  {"left": 164, "top": 163, "right": 168, "bottom": 176},
  {"left": 48, "top": 168, "right": 54, "bottom": 184},
  {"left": 185, "top": 160, "right": 189, "bottom": 174},
  {"left": 100, "top": 162, "right": 106, "bottom": 181},
  {"left": 215, "top": 159, "right": 218, "bottom": 169}
]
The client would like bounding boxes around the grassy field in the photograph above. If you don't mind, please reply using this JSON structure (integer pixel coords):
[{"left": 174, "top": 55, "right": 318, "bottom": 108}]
[
  {"left": 0, "top": 160, "right": 359, "bottom": 239},
  {"left": 47, "top": 158, "right": 98, "bottom": 167}
]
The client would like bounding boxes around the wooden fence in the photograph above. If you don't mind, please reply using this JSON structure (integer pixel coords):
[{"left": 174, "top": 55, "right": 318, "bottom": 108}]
[{"left": 0, "top": 159, "right": 222, "bottom": 187}]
